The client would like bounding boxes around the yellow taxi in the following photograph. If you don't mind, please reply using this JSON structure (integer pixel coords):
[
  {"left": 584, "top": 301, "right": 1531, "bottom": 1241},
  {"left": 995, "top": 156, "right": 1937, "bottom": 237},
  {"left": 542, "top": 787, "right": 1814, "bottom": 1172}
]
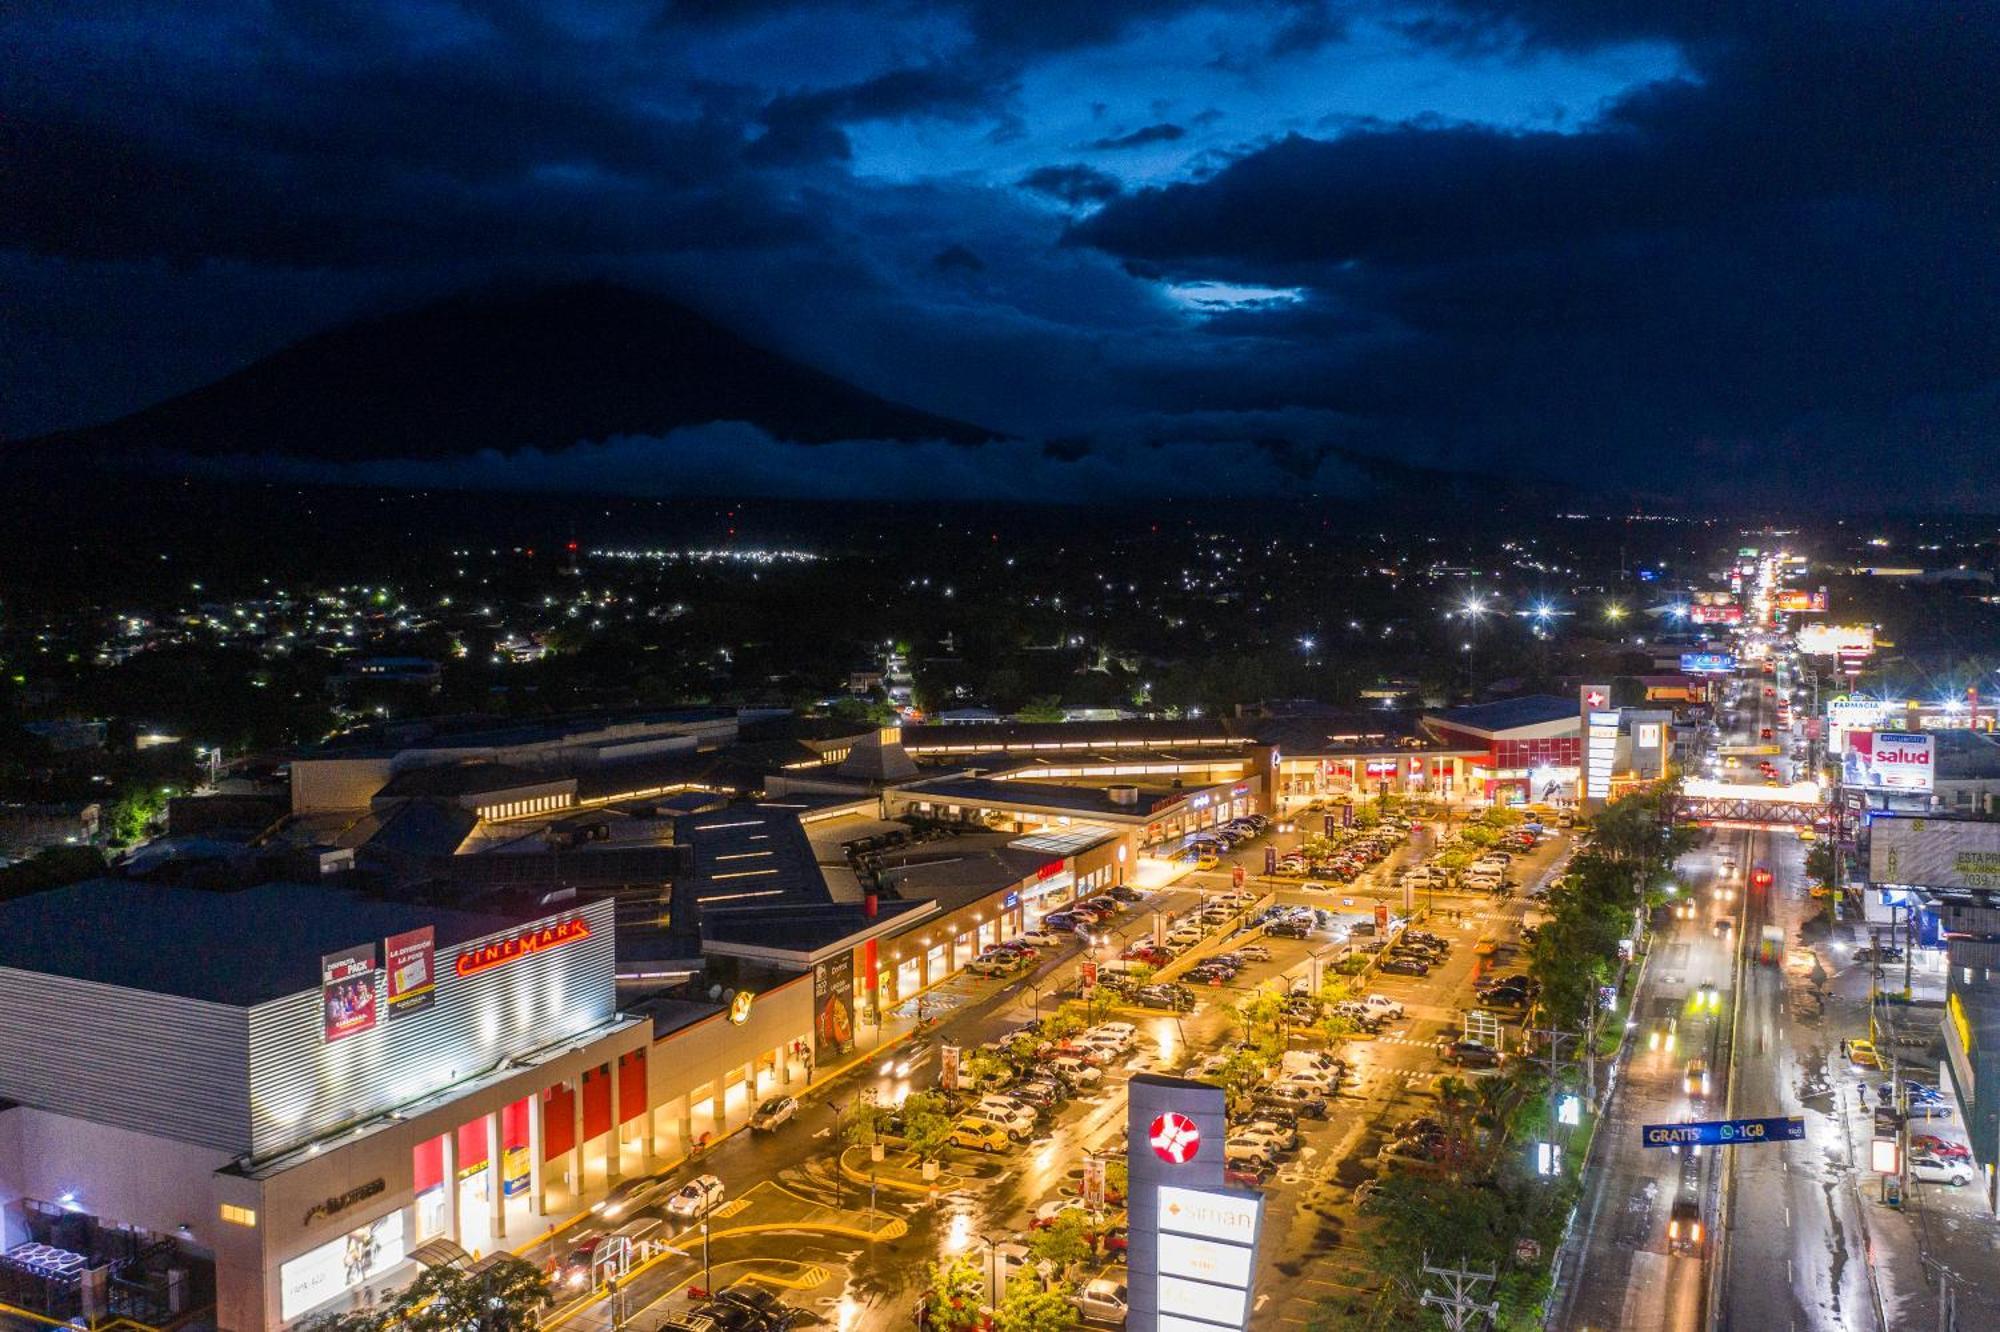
[
  {"left": 1842, "top": 1038, "right": 1883, "bottom": 1069},
  {"left": 951, "top": 1118, "right": 1011, "bottom": 1153}
]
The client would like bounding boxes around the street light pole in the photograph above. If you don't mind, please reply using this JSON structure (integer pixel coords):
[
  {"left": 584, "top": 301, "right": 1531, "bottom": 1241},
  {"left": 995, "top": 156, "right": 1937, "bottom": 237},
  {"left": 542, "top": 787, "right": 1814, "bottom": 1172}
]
[{"left": 828, "top": 1101, "right": 846, "bottom": 1206}]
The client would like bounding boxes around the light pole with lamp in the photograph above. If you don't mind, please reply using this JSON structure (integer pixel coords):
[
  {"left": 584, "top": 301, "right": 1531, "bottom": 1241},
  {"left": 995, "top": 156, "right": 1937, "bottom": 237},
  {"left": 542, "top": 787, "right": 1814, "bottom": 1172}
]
[
  {"left": 965, "top": 1232, "right": 1001, "bottom": 1310},
  {"left": 827, "top": 1100, "right": 846, "bottom": 1206}
]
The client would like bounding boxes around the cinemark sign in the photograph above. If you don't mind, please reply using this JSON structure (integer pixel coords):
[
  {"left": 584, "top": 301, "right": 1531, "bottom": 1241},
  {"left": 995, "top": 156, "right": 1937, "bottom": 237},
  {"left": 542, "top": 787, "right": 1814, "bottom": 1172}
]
[
  {"left": 1151, "top": 1112, "right": 1201, "bottom": 1164},
  {"left": 454, "top": 917, "right": 591, "bottom": 978}
]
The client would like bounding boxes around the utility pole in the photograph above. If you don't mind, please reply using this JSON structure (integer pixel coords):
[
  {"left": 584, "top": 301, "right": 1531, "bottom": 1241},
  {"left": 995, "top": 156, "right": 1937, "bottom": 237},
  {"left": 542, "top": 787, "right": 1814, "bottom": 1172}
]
[{"left": 1418, "top": 1255, "right": 1499, "bottom": 1331}]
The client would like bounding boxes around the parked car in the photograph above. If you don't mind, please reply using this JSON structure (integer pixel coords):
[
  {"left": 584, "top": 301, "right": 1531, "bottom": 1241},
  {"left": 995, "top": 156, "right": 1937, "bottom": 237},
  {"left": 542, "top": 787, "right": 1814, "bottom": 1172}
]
[
  {"left": 950, "top": 1118, "right": 1011, "bottom": 1152},
  {"left": 1910, "top": 1155, "right": 1974, "bottom": 1187},
  {"left": 1137, "top": 984, "right": 1195, "bottom": 1011},
  {"left": 1380, "top": 956, "right": 1430, "bottom": 976},
  {"left": 975, "top": 1100, "right": 1039, "bottom": 1136},
  {"left": 1018, "top": 928, "right": 1066, "bottom": 948},
  {"left": 1049, "top": 1056, "right": 1104, "bottom": 1086},
  {"left": 708, "top": 1286, "right": 798, "bottom": 1332},
  {"left": 1442, "top": 1040, "right": 1502, "bottom": 1067},
  {"left": 1073, "top": 1277, "right": 1129, "bottom": 1324},
  {"left": 750, "top": 1096, "right": 798, "bottom": 1132},
  {"left": 1358, "top": 994, "right": 1405, "bottom": 1021},
  {"left": 667, "top": 1174, "right": 726, "bottom": 1220},
  {"left": 1912, "top": 1134, "right": 1972, "bottom": 1161}
]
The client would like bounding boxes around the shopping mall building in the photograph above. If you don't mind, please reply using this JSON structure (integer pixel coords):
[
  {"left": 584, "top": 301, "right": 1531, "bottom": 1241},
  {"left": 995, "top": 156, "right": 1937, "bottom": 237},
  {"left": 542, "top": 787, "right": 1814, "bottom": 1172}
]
[{"left": 0, "top": 881, "right": 656, "bottom": 1331}]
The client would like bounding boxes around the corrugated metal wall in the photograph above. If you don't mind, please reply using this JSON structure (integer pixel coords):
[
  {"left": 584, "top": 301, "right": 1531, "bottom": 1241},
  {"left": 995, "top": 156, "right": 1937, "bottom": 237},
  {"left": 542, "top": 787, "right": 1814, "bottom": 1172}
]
[
  {"left": 0, "top": 898, "right": 617, "bottom": 1161},
  {"left": 246, "top": 897, "right": 617, "bottom": 1157},
  {"left": 245, "top": 892, "right": 612, "bottom": 1160},
  {"left": 0, "top": 970, "right": 253, "bottom": 1151}
]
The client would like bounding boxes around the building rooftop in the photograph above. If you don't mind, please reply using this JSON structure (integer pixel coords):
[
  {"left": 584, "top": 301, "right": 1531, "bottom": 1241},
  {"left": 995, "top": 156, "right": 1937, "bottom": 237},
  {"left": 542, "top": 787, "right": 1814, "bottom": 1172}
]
[
  {"left": 902, "top": 775, "right": 1182, "bottom": 819},
  {"left": 377, "top": 761, "right": 556, "bottom": 800},
  {"left": 1425, "top": 695, "right": 1580, "bottom": 735},
  {"left": 0, "top": 880, "right": 518, "bottom": 1007}
]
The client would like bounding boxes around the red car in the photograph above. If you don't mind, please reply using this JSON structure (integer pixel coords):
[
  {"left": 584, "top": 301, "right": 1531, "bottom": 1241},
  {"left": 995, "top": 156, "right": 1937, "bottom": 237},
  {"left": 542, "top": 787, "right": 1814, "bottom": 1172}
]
[
  {"left": 1224, "top": 1164, "right": 1268, "bottom": 1188},
  {"left": 1750, "top": 865, "right": 1774, "bottom": 889},
  {"left": 1121, "top": 945, "right": 1171, "bottom": 965},
  {"left": 1913, "top": 1134, "right": 1972, "bottom": 1162}
]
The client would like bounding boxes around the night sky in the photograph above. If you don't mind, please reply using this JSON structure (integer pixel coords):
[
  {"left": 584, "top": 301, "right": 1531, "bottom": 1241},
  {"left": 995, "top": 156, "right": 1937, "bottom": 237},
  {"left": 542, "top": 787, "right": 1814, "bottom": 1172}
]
[{"left": 6, "top": 2, "right": 1999, "bottom": 505}]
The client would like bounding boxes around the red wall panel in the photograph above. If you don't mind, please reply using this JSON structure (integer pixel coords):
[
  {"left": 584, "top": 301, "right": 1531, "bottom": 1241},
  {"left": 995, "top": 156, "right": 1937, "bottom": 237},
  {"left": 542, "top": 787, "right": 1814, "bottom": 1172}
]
[
  {"left": 582, "top": 1065, "right": 612, "bottom": 1140},
  {"left": 618, "top": 1049, "right": 648, "bottom": 1125},
  {"left": 413, "top": 1136, "right": 444, "bottom": 1194},
  {"left": 543, "top": 1083, "right": 576, "bottom": 1161}
]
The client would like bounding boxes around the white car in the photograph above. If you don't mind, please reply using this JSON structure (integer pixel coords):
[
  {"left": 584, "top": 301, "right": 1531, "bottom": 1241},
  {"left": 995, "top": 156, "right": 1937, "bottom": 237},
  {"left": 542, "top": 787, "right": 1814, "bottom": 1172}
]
[
  {"left": 1019, "top": 929, "right": 1065, "bottom": 948},
  {"left": 1048, "top": 1056, "right": 1103, "bottom": 1086},
  {"left": 1232, "top": 1125, "right": 1292, "bottom": 1155},
  {"left": 1359, "top": 994, "right": 1406, "bottom": 1020},
  {"left": 1166, "top": 929, "right": 1205, "bottom": 948},
  {"left": 1074, "top": 1277, "right": 1129, "bottom": 1324},
  {"left": 975, "top": 1099, "right": 1038, "bottom": 1135},
  {"left": 1088, "top": 1022, "right": 1137, "bottom": 1049},
  {"left": 1910, "top": 1155, "right": 1974, "bottom": 1187},
  {"left": 665, "top": 1174, "right": 725, "bottom": 1220},
  {"left": 749, "top": 1095, "right": 797, "bottom": 1131}
]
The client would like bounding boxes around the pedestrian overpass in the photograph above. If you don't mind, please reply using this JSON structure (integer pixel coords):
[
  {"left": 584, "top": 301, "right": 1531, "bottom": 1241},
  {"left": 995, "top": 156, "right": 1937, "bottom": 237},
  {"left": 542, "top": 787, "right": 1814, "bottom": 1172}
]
[{"left": 1675, "top": 778, "right": 1831, "bottom": 830}]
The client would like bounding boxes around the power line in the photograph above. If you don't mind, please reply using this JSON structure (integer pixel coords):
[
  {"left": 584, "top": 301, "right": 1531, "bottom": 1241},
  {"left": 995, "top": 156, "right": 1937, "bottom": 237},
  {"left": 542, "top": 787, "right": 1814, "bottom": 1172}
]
[{"left": 1419, "top": 1254, "right": 1499, "bottom": 1331}]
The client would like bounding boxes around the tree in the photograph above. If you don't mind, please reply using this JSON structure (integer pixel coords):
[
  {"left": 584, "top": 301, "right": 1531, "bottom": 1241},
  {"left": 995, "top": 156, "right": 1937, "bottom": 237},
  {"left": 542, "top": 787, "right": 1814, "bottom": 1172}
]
[
  {"left": 918, "top": 1256, "right": 987, "bottom": 1332},
  {"left": 902, "top": 1091, "right": 955, "bottom": 1163},
  {"left": 845, "top": 1102, "right": 889, "bottom": 1153},
  {"left": 1040, "top": 1005, "right": 1086, "bottom": 1043},
  {"left": 1805, "top": 841, "right": 1837, "bottom": 887},
  {"left": 1027, "top": 1212, "right": 1093, "bottom": 1276},
  {"left": 301, "top": 1255, "right": 549, "bottom": 1332},
  {"left": 994, "top": 1282, "right": 1080, "bottom": 1332}
]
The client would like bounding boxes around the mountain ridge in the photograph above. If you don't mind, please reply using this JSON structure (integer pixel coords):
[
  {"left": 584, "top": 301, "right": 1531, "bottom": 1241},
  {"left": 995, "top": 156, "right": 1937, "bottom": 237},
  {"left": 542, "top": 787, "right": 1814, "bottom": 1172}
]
[{"left": 11, "top": 282, "right": 1000, "bottom": 462}]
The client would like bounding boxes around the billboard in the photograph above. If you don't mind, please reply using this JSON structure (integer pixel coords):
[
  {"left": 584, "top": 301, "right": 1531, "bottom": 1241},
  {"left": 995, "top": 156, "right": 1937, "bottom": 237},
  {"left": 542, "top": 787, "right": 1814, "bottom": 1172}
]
[
  {"left": 1871, "top": 817, "right": 2000, "bottom": 890},
  {"left": 1798, "top": 624, "right": 1875, "bottom": 657},
  {"left": 1580, "top": 685, "right": 1615, "bottom": 807},
  {"left": 1680, "top": 652, "right": 1737, "bottom": 675},
  {"left": 811, "top": 950, "right": 855, "bottom": 1069},
  {"left": 321, "top": 944, "right": 378, "bottom": 1044},
  {"left": 1843, "top": 731, "right": 1934, "bottom": 793},
  {"left": 1774, "top": 589, "right": 1828, "bottom": 613},
  {"left": 279, "top": 1208, "right": 406, "bottom": 1321},
  {"left": 383, "top": 927, "right": 436, "bottom": 1020},
  {"left": 1689, "top": 605, "right": 1743, "bottom": 625},
  {"left": 1127, "top": 1075, "right": 1238, "bottom": 1332}
]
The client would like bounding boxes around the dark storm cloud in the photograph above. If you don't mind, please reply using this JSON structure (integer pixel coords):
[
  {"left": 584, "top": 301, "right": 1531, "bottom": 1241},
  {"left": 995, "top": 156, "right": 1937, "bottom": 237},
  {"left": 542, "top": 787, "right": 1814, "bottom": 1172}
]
[
  {"left": 748, "top": 63, "right": 1006, "bottom": 166},
  {"left": 1069, "top": 4, "right": 2000, "bottom": 482},
  {"left": 932, "top": 243, "right": 986, "bottom": 272},
  {"left": 1086, "top": 123, "right": 1188, "bottom": 151},
  {"left": 1018, "top": 164, "right": 1124, "bottom": 207}
]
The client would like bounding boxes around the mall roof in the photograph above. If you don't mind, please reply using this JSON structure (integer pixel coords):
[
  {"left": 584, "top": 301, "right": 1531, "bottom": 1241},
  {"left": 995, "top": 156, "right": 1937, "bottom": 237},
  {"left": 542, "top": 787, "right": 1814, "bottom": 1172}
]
[
  {"left": 903, "top": 776, "right": 1181, "bottom": 818},
  {"left": 377, "top": 761, "right": 555, "bottom": 800},
  {"left": 0, "top": 880, "right": 518, "bottom": 1007},
  {"left": 1425, "top": 695, "right": 1580, "bottom": 734}
]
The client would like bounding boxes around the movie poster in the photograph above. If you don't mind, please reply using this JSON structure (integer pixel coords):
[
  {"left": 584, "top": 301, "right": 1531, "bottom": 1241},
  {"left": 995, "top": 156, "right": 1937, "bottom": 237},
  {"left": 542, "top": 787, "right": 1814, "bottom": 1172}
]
[{"left": 321, "top": 944, "right": 378, "bottom": 1043}]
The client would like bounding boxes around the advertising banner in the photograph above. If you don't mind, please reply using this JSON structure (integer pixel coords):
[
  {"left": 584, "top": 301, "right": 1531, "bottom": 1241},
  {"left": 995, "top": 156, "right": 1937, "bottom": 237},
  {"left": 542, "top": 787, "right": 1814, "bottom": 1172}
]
[
  {"left": 1843, "top": 731, "right": 1934, "bottom": 793},
  {"left": 1774, "top": 589, "right": 1828, "bottom": 613},
  {"left": 1871, "top": 817, "right": 2000, "bottom": 890},
  {"left": 383, "top": 927, "right": 435, "bottom": 1020},
  {"left": 939, "top": 1044, "right": 960, "bottom": 1093},
  {"left": 812, "top": 951, "right": 855, "bottom": 1068},
  {"left": 1680, "top": 652, "right": 1737, "bottom": 675},
  {"left": 279, "top": 1209, "right": 406, "bottom": 1322},
  {"left": 1083, "top": 1155, "right": 1107, "bottom": 1209},
  {"left": 321, "top": 944, "right": 378, "bottom": 1044},
  {"left": 1798, "top": 623, "right": 1875, "bottom": 656},
  {"left": 1081, "top": 960, "right": 1099, "bottom": 991},
  {"left": 1689, "top": 605, "right": 1743, "bottom": 625}
]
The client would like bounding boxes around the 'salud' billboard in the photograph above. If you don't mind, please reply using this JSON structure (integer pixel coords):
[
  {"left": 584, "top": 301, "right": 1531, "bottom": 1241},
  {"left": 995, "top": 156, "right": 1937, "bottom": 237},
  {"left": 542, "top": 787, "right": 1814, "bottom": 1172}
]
[{"left": 1843, "top": 730, "right": 1934, "bottom": 793}]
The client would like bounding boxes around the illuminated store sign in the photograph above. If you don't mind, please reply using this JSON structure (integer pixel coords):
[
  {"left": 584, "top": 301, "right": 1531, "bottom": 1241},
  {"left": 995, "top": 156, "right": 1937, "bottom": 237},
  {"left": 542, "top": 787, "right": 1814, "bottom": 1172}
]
[{"left": 453, "top": 917, "right": 590, "bottom": 978}]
